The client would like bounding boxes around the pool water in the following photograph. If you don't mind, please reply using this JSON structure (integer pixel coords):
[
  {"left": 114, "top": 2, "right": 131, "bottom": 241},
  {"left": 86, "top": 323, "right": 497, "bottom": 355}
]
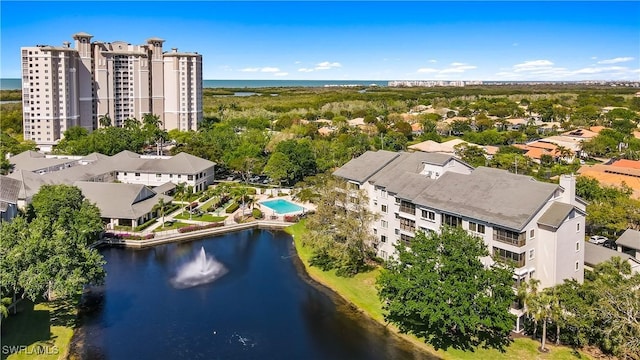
[{"left": 260, "top": 199, "right": 304, "bottom": 214}]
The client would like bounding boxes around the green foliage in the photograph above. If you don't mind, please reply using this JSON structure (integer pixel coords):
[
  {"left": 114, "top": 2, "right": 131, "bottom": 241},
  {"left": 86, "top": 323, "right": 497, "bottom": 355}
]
[
  {"left": 225, "top": 202, "right": 239, "bottom": 213},
  {"left": 377, "top": 227, "right": 515, "bottom": 352},
  {"left": 454, "top": 143, "right": 487, "bottom": 167},
  {"left": 0, "top": 185, "right": 106, "bottom": 302},
  {"left": 0, "top": 103, "right": 23, "bottom": 134},
  {"left": 303, "top": 178, "right": 377, "bottom": 277},
  {"left": 252, "top": 208, "right": 263, "bottom": 219},
  {"left": 535, "top": 258, "right": 640, "bottom": 359}
]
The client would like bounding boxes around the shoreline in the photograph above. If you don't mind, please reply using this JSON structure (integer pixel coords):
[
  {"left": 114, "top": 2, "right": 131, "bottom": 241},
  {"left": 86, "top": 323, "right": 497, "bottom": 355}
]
[{"left": 283, "top": 224, "right": 441, "bottom": 358}]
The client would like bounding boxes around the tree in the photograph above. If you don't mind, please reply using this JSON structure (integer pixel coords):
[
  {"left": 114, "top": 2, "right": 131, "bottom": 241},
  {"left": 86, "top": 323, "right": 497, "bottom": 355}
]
[
  {"left": 454, "top": 143, "right": 487, "bottom": 167},
  {"left": 303, "top": 178, "right": 377, "bottom": 276},
  {"left": 153, "top": 197, "right": 167, "bottom": 228},
  {"left": 0, "top": 185, "right": 106, "bottom": 302},
  {"left": 98, "top": 113, "right": 112, "bottom": 127},
  {"left": 377, "top": 227, "right": 515, "bottom": 351},
  {"left": 263, "top": 152, "right": 291, "bottom": 185}
]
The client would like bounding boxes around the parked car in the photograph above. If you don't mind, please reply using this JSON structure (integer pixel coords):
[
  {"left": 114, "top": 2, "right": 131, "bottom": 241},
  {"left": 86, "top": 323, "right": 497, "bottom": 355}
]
[
  {"left": 603, "top": 239, "right": 617, "bottom": 250},
  {"left": 588, "top": 235, "right": 609, "bottom": 245}
]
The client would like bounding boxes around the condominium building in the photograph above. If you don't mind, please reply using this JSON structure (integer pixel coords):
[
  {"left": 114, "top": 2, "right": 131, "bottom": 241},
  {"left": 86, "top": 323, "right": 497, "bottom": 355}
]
[
  {"left": 334, "top": 150, "right": 586, "bottom": 332},
  {"left": 21, "top": 33, "right": 203, "bottom": 151}
]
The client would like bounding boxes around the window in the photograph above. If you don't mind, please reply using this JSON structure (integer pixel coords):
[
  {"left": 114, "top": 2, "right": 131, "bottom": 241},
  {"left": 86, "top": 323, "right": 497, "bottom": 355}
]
[
  {"left": 399, "top": 217, "right": 416, "bottom": 232},
  {"left": 529, "top": 249, "right": 535, "bottom": 259},
  {"left": 421, "top": 209, "right": 435, "bottom": 221},
  {"left": 493, "top": 247, "right": 526, "bottom": 268},
  {"left": 443, "top": 214, "right": 462, "bottom": 228},
  {"left": 400, "top": 234, "right": 413, "bottom": 246},
  {"left": 469, "top": 221, "right": 485, "bottom": 234},
  {"left": 347, "top": 182, "right": 360, "bottom": 190},
  {"left": 577, "top": 223, "right": 580, "bottom": 232},
  {"left": 399, "top": 200, "right": 416, "bottom": 215},
  {"left": 530, "top": 229, "right": 535, "bottom": 238},
  {"left": 187, "top": 175, "right": 194, "bottom": 181},
  {"left": 135, "top": 173, "right": 140, "bottom": 177},
  {"left": 381, "top": 204, "right": 388, "bottom": 213},
  {"left": 381, "top": 235, "right": 387, "bottom": 243},
  {"left": 493, "top": 228, "right": 526, "bottom": 247},
  {"left": 381, "top": 220, "right": 388, "bottom": 229},
  {"left": 380, "top": 189, "right": 387, "bottom": 199},
  {"left": 575, "top": 261, "right": 579, "bottom": 271},
  {"left": 156, "top": 174, "right": 162, "bottom": 178},
  {"left": 576, "top": 241, "right": 580, "bottom": 251},
  {"left": 395, "top": 229, "right": 400, "bottom": 235}
]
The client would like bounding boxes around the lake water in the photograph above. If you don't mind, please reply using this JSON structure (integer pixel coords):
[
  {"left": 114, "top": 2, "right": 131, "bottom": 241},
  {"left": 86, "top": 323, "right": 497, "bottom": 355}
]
[{"left": 70, "top": 229, "right": 433, "bottom": 360}]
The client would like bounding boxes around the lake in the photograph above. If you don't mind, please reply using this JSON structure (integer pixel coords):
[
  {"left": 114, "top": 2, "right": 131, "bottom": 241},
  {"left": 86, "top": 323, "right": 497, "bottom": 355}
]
[{"left": 70, "top": 229, "right": 433, "bottom": 360}]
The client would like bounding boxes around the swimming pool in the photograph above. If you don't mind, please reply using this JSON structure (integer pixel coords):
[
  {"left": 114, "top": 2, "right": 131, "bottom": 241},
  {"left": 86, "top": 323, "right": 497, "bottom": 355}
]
[{"left": 260, "top": 199, "right": 305, "bottom": 214}]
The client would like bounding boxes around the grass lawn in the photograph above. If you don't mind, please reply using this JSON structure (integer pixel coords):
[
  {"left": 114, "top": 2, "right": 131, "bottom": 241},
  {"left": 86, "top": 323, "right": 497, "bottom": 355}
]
[
  {"left": 285, "top": 221, "right": 591, "bottom": 360},
  {"left": 152, "top": 221, "right": 191, "bottom": 232},
  {"left": 173, "top": 213, "right": 226, "bottom": 222},
  {"left": 1, "top": 298, "right": 77, "bottom": 360}
]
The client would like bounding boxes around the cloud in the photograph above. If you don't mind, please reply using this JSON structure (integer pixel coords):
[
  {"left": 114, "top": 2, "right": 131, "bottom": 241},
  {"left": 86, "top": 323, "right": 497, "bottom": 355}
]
[
  {"left": 260, "top": 67, "right": 280, "bottom": 73},
  {"left": 597, "top": 57, "right": 634, "bottom": 64},
  {"left": 297, "top": 61, "right": 342, "bottom": 72},
  {"left": 240, "top": 66, "right": 281, "bottom": 73},
  {"left": 495, "top": 59, "right": 640, "bottom": 80},
  {"left": 274, "top": 72, "right": 288, "bottom": 77},
  {"left": 415, "top": 62, "right": 477, "bottom": 76},
  {"left": 513, "top": 60, "right": 555, "bottom": 72},
  {"left": 314, "top": 61, "right": 342, "bottom": 70},
  {"left": 428, "top": 59, "right": 437, "bottom": 63}
]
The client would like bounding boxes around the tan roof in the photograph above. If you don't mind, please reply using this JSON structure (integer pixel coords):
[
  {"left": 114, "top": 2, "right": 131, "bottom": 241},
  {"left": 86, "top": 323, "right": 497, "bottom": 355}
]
[
  {"left": 612, "top": 159, "right": 640, "bottom": 170},
  {"left": 577, "top": 166, "right": 640, "bottom": 199},
  {"left": 409, "top": 138, "right": 474, "bottom": 154}
]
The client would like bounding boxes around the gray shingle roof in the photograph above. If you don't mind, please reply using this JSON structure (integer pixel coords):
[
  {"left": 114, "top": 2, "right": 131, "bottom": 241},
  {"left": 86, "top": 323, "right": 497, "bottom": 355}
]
[
  {"left": 9, "top": 151, "right": 78, "bottom": 172},
  {"left": 74, "top": 181, "right": 172, "bottom": 220},
  {"left": 0, "top": 176, "right": 21, "bottom": 204},
  {"left": 537, "top": 202, "right": 579, "bottom": 229},
  {"left": 616, "top": 229, "right": 640, "bottom": 250},
  {"left": 332, "top": 150, "right": 399, "bottom": 183},
  {"left": 414, "top": 167, "right": 559, "bottom": 231},
  {"left": 110, "top": 151, "right": 215, "bottom": 174},
  {"left": 584, "top": 242, "right": 632, "bottom": 267}
]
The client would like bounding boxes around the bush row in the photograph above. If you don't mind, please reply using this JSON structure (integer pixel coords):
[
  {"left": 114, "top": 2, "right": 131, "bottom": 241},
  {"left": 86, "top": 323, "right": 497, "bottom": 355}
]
[
  {"left": 284, "top": 215, "right": 300, "bottom": 223},
  {"left": 177, "top": 222, "right": 224, "bottom": 233},
  {"left": 104, "top": 232, "right": 155, "bottom": 240},
  {"left": 226, "top": 202, "right": 240, "bottom": 213}
]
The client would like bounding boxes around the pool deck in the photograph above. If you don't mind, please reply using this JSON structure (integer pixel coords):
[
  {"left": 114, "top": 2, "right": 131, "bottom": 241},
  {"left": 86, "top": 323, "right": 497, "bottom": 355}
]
[{"left": 96, "top": 192, "right": 314, "bottom": 249}]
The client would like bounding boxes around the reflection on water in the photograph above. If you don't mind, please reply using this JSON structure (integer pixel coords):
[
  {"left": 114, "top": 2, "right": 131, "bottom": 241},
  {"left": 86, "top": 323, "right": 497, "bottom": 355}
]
[{"left": 71, "top": 229, "right": 436, "bottom": 359}]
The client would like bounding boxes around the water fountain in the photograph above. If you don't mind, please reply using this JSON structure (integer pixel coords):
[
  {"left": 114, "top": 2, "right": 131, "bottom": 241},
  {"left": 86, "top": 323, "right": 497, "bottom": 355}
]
[{"left": 170, "top": 247, "right": 228, "bottom": 289}]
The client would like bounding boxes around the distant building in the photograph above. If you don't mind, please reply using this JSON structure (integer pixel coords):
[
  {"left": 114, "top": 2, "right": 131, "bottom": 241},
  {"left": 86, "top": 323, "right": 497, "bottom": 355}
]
[
  {"left": 21, "top": 33, "right": 202, "bottom": 151},
  {"left": 617, "top": 229, "right": 640, "bottom": 261},
  {"left": 578, "top": 159, "right": 640, "bottom": 199}
]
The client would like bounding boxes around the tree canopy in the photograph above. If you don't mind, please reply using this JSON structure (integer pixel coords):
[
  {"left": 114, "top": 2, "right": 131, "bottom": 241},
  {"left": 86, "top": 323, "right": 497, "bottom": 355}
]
[
  {"left": 0, "top": 185, "right": 105, "bottom": 302},
  {"left": 377, "top": 227, "right": 515, "bottom": 352}
]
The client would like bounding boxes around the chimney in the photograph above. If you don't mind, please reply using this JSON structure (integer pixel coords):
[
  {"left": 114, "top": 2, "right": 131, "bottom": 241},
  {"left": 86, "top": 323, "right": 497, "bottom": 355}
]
[
  {"left": 559, "top": 174, "right": 576, "bottom": 205},
  {"left": 172, "top": 48, "right": 178, "bottom": 53},
  {"left": 62, "top": 41, "right": 70, "bottom": 48}
]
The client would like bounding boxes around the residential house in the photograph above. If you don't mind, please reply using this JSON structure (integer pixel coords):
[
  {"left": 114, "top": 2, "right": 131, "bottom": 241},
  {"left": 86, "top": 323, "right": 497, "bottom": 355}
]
[
  {"left": 0, "top": 176, "right": 21, "bottom": 222},
  {"left": 616, "top": 229, "right": 640, "bottom": 261},
  {"left": 578, "top": 159, "right": 640, "bottom": 199},
  {"left": 584, "top": 242, "right": 640, "bottom": 274}
]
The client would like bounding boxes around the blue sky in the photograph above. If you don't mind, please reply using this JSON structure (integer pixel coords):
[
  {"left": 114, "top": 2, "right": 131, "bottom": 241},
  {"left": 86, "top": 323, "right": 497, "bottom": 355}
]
[{"left": 1, "top": 1, "right": 639, "bottom": 81}]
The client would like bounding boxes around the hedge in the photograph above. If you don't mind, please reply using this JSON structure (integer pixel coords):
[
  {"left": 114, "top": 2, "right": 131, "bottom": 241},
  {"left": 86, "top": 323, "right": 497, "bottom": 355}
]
[
  {"left": 225, "top": 202, "right": 239, "bottom": 213},
  {"left": 252, "top": 208, "right": 263, "bottom": 219},
  {"left": 134, "top": 218, "right": 157, "bottom": 232},
  {"left": 177, "top": 222, "right": 224, "bottom": 233},
  {"left": 104, "top": 232, "right": 155, "bottom": 240},
  {"left": 284, "top": 215, "right": 300, "bottom": 223}
]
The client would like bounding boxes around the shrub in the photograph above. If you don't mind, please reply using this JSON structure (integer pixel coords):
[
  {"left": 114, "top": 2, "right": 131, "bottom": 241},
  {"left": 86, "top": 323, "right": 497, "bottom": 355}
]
[
  {"left": 177, "top": 222, "right": 224, "bottom": 233},
  {"left": 105, "top": 232, "right": 155, "bottom": 240},
  {"left": 134, "top": 218, "right": 157, "bottom": 232},
  {"left": 226, "top": 202, "right": 239, "bottom": 213},
  {"left": 252, "top": 208, "right": 263, "bottom": 219},
  {"left": 284, "top": 215, "right": 299, "bottom": 223}
]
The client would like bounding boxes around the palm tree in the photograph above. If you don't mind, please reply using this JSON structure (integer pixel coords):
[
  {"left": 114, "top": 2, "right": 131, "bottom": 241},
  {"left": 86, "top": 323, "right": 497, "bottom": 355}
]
[
  {"left": 174, "top": 182, "right": 187, "bottom": 216},
  {"left": 153, "top": 197, "right": 167, "bottom": 228},
  {"left": 232, "top": 186, "right": 250, "bottom": 217},
  {"left": 98, "top": 113, "right": 112, "bottom": 127},
  {"left": 518, "top": 278, "right": 541, "bottom": 339}
]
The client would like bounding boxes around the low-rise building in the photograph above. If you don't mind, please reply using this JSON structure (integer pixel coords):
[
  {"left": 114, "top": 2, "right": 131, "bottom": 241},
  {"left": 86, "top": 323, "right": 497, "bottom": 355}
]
[
  {"left": 0, "top": 176, "right": 21, "bottom": 222},
  {"left": 616, "top": 229, "right": 640, "bottom": 261},
  {"left": 584, "top": 242, "right": 640, "bottom": 274},
  {"left": 333, "top": 150, "right": 586, "bottom": 332}
]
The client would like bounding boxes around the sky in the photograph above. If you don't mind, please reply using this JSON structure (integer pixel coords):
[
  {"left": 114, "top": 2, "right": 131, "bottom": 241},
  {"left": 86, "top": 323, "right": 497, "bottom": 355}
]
[{"left": 1, "top": 1, "right": 639, "bottom": 81}]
